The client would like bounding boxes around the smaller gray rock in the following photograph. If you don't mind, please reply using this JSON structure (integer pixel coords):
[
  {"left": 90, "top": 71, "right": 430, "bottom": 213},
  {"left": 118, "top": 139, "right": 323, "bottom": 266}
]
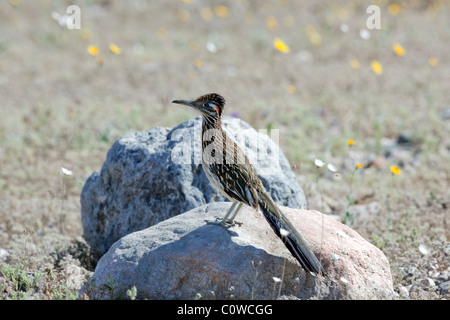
[{"left": 81, "top": 117, "right": 307, "bottom": 258}]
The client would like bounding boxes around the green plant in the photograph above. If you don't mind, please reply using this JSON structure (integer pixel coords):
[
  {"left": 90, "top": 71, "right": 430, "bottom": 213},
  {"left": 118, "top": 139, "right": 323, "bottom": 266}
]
[
  {"left": 1, "top": 263, "right": 42, "bottom": 299},
  {"left": 126, "top": 285, "right": 137, "bottom": 300}
]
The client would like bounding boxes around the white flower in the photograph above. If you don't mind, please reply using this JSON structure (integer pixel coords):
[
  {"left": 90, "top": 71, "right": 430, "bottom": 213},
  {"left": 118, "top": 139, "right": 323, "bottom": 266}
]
[
  {"left": 206, "top": 42, "right": 217, "bottom": 53},
  {"left": 359, "top": 29, "right": 371, "bottom": 40},
  {"left": 51, "top": 11, "right": 67, "bottom": 26},
  {"left": 327, "top": 163, "right": 337, "bottom": 172},
  {"left": 61, "top": 167, "right": 73, "bottom": 176},
  {"left": 339, "top": 23, "right": 349, "bottom": 33},
  {"left": 418, "top": 244, "right": 430, "bottom": 255},
  {"left": 273, "top": 277, "right": 282, "bottom": 283},
  {"left": 0, "top": 248, "right": 9, "bottom": 260},
  {"left": 51, "top": 11, "right": 75, "bottom": 28},
  {"left": 314, "top": 159, "right": 325, "bottom": 167},
  {"left": 280, "top": 228, "right": 290, "bottom": 237}
]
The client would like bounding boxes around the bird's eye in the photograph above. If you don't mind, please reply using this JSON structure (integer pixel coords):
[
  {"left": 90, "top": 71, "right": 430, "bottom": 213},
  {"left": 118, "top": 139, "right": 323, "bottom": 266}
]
[{"left": 203, "top": 101, "right": 219, "bottom": 113}]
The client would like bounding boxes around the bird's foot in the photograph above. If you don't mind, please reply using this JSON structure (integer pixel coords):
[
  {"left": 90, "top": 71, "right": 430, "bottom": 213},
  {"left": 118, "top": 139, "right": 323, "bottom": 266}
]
[
  {"left": 226, "top": 219, "right": 243, "bottom": 227},
  {"left": 205, "top": 218, "right": 243, "bottom": 228}
]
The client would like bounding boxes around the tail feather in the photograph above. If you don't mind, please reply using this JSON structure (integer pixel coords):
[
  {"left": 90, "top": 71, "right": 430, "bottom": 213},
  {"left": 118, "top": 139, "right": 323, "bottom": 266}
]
[{"left": 257, "top": 190, "right": 323, "bottom": 275}]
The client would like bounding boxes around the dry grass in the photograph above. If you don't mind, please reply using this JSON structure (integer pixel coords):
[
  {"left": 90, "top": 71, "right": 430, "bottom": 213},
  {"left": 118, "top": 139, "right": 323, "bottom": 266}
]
[{"left": 0, "top": 0, "right": 448, "bottom": 299}]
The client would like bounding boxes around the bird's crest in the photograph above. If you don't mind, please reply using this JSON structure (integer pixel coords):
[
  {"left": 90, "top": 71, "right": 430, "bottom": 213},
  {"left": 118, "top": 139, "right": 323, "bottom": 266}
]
[{"left": 195, "top": 93, "right": 226, "bottom": 114}]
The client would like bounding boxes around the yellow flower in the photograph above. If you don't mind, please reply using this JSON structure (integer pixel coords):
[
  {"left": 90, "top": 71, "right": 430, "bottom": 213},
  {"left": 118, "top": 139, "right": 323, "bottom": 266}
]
[
  {"left": 350, "top": 60, "right": 360, "bottom": 69},
  {"left": 390, "top": 165, "right": 401, "bottom": 175},
  {"left": 388, "top": 3, "right": 402, "bottom": 16},
  {"left": 109, "top": 43, "right": 122, "bottom": 55},
  {"left": 305, "top": 25, "right": 321, "bottom": 46},
  {"left": 348, "top": 139, "right": 355, "bottom": 146},
  {"left": 245, "top": 13, "right": 255, "bottom": 25},
  {"left": 80, "top": 28, "right": 92, "bottom": 41},
  {"left": 177, "top": 10, "right": 190, "bottom": 22},
  {"left": 308, "top": 33, "right": 322, "bottom": 46},
  {"left": 337, "top": 8, "right": 349, "bottom": 21},
  {"left": 283, "top": 15, "right": 295, "bottom": 28},
  {"left": 157, "top": 28, "right": 168, "bottom": 39},
  {"left": 304, "top": 25, "right": 315, "bottom": 36},
  {"left": 8, "top": 0, "right": 21, "bottom": 6},
  {"left": 214, "top": 5, "right": 229, "bottom": 18},
  {"left": 287, "top": 85, "right": 296, "bottom": 94},
  {"left": 193, "top": 59, "right": 202, "bottom": 68},
  {"left": 273, "top": 38, "right": 290, "bottom": 53},
  {"left": 87, "top": 45, "right": 99, "bottom": 56},
  {"left": 266, "top": 15, "right": 278, "bottom": 32},
  {"left": 200, "top": 7, "right": 213, "bottom": 21},
  {"left": 189, "top": 41, "right": 199, "bottom": 52},
  {"left": 428, "top": 57, "right": 438, "bottom": 67},
  {"left": 188, "top": 70, "right": 196, "bottom": 79},
  {"left": 371, "top": 60, "right": 383, "bottom": 75},
  {"left": 393, "top": 43, "right": 405, "bottom": 56},
  {"left": 356, "top": 163, "right": 363, "bottom": 169}
]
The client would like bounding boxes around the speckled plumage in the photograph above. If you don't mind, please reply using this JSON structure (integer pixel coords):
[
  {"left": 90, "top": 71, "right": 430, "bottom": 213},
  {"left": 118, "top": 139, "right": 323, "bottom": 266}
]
[{"left": 172, "top": 93, "right": 323, "bottom": 274}]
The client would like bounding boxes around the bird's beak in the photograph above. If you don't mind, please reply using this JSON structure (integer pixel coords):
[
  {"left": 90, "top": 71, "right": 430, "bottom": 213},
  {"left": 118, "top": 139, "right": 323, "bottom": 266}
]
[{"left": 172, "top": 99, "right": 195, "bottom": 107}]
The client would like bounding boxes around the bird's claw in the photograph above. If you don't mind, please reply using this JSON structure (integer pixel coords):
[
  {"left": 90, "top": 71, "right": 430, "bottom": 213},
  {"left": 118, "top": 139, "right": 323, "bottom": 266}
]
[{"left": 205, "top": 218, "right": 243, "bottom": 228}]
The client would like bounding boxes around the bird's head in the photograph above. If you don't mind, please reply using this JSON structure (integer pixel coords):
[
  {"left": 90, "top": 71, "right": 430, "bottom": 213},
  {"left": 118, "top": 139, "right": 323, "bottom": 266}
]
[{"left": 172, "top": 93, "right": 226, "bottom": 118}]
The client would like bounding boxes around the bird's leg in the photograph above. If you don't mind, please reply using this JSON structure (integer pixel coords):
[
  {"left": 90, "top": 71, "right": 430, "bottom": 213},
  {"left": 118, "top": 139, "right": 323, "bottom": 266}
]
[
  {"left": 205, "top": 202, "right": 243, "bottom": 228},
  {"left": 226, "top": 202, "right": 243, "bottom": 225}
]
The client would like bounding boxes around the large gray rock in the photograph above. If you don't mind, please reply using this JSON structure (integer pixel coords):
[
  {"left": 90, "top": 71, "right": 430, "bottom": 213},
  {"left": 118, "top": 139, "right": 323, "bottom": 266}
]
[
  {"left": 79, "top": 203, "right": 394, "bottom": 300},
  {"left": 81, "top": 117, "right": 306, "bottom": 258}
]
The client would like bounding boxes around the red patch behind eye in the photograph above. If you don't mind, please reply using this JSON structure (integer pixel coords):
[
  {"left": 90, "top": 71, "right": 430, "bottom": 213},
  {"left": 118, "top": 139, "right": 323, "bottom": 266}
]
[{"left": 215, "top": 105, "right": 220, "bottom": 113}]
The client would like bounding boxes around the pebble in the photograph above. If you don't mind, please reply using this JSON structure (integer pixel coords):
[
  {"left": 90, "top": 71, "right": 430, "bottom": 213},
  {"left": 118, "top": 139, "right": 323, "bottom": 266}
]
[
  {"left": 398, "top": 285, "right": 409, "bottom": 298},
  {"left": 402, "top": 266, "right": 420, "bottom": 277},
  {"left": 0, "top": 248, "right": 9, "bottom": 261},
  {"left": 439, "top": 280, "right": 450, "bottom": 294},
  {"left": 366, "top": 154, "right": 387, "bottom": 170},
  {"left": 396, "top": 133, "right": 412, "bottom": 145},
  {"left": 441, "top": 108, "right": 450, "bottom": 120},
  {"left": 412, "top": 278, "right": 436, "bottom": 291},
  {"left": 444, "top": 245, "right": 450, "bottom": 256}
]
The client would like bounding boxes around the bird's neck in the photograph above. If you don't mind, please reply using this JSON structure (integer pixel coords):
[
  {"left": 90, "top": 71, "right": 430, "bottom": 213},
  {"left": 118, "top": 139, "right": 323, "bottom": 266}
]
[
  {"left": 202, "top": 114, "right": 221, "bottom": 130},
  {"left": 201, "top": 115, "right": 223, "bottom": 148}
]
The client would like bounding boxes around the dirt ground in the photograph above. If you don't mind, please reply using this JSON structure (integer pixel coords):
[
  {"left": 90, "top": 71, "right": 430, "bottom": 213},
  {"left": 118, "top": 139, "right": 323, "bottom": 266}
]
[{"left": 0, "top": 0, "right": 449, "bottom": 299}]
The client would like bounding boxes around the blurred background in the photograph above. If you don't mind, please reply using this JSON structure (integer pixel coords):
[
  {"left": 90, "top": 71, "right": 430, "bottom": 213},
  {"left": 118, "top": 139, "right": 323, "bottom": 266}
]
[{"left": 0, "top": 0, "right": 449, "bottom": 299}]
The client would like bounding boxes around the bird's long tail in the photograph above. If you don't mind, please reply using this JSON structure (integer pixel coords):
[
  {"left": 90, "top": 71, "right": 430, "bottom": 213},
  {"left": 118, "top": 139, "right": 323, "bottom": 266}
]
[{"left": 257, "top": 189, "right": 323, "bottom": 275}]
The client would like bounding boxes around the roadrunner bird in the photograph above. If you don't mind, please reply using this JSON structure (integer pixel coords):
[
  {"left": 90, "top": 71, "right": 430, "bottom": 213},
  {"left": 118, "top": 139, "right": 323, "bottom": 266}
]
[{"left": 172, "top": 93, "right": 323, "bottom": 274}]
